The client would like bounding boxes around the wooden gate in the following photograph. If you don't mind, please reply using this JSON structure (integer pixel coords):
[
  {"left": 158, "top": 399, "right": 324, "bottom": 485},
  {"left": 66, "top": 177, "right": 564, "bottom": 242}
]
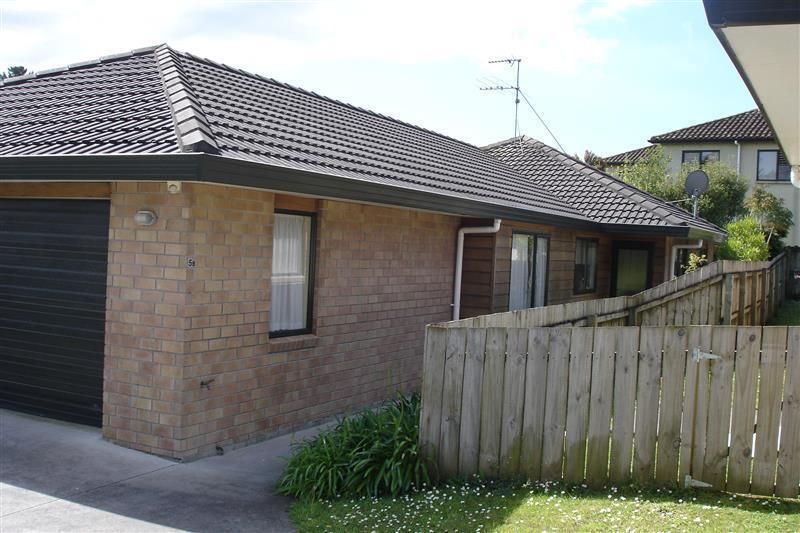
[{"left": 420, "top": 325, "right": 800, "bottom": 498}]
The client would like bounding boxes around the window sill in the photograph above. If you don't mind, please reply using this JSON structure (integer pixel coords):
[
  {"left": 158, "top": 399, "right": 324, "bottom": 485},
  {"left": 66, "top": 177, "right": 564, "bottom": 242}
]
[
  {"left": 756, "top": 180, "right": 793, "bottom": 184},
  {"left": 268, "top": 334, "right": 319, "bottom": 353}
]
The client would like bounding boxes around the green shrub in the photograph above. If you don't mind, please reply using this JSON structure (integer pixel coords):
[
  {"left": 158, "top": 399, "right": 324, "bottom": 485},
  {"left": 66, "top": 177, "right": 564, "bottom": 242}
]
[
  {"left": 717, "top": 216, "right": 769, "bottom": 261},
  {"left": 276, "top": 394, "right": 434, "bottom": 501}
]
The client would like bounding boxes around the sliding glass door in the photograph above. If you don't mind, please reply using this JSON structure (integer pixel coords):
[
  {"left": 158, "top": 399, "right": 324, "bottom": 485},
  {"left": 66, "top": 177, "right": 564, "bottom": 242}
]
[{"left": 509, "top": 233, "right": 549, "bottom": 310}]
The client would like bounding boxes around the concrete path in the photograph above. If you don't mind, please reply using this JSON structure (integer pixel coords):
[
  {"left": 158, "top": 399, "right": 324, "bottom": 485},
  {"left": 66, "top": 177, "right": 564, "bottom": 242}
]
[{"left": 0, "top": 409, "right": 316, "bottom": 532}]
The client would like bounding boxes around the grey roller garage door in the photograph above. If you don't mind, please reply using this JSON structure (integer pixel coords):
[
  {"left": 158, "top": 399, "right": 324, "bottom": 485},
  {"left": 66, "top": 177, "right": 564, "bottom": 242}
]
[{"left": 0, "top": 199, "right": 109, "bottom": 426}]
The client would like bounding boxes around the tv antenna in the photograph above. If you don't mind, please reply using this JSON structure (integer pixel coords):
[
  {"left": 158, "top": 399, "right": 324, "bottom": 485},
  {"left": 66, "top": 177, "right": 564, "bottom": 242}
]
[
  {"left": 684, "top": 170, "right": 709, "bottom": 219},
  {"left": 480, "top": 58, "right": 522, "bottom": 137}
]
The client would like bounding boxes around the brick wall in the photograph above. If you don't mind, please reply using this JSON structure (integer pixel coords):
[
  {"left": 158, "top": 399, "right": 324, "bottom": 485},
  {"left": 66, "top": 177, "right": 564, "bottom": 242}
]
[
  {"left": 104, "top": 182, "right": 457, "bottom": 459},
  {"left": 265, "top": 201, "right": 457, "bottom": 439}
]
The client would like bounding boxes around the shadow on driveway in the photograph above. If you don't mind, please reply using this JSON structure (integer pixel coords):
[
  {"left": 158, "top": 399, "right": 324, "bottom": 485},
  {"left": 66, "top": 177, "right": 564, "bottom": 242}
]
[{"left": 0, "top": 409, "right": 317, "bottom": 532}]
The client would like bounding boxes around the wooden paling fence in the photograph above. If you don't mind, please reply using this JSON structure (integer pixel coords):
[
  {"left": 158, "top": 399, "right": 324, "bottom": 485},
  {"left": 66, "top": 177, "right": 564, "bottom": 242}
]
[
  {"left": 420, "top": 325, "right": 800, "bottom": 498},
  {"left": 446, "top": 254, "right": 789, "bottom": 329}
]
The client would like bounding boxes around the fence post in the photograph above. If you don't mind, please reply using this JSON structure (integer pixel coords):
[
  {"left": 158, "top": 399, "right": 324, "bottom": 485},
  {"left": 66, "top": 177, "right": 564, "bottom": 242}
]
[
  {"left": 721, "top": 274, "right": 733, "bottom": 325},
  {"left": 760, "top": 268, "right": 768, "bottom": 325},
  {"left": 738, "top": 272, "right": 748, "bottom": 325}
]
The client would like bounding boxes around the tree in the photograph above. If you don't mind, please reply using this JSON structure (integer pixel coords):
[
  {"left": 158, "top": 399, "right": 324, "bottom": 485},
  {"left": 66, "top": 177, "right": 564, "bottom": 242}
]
[
  {"left": 716, "top": 216, "right": 769, "bottom": 261},
  {"left": 0, "top": 66, "right": 28, "bottom": 81},
  {"left": 617, "top": 145, "right": 684, "bottom": 203},
  {"left": 745, "top": 185, "right": 794, "bottom": 256},
  {"left": 679, "top": 161, "right": 748, "bottom": 228},
  {"left": 617, "top": 146, "right": 749, "bottom": 228},
  {"left": 583, "top": 150, "right": 607, "bottom": 170}
]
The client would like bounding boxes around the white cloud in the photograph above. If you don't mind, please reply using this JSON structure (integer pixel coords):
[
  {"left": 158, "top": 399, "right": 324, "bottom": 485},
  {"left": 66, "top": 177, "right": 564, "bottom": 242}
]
[{"left": 1, "top": 0, "right": 646, "bottom": 75}]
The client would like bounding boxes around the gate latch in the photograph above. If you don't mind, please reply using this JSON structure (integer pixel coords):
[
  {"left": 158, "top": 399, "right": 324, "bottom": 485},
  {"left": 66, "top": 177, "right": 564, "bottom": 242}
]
[{"left": 691, "top": 347, "right": 721, "bottom": 363}]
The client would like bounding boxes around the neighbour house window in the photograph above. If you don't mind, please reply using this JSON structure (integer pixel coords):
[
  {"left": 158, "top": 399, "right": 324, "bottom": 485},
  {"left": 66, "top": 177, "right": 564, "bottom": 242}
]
[
  {"left": 757, "top": 150, "right": 791, "bottom": 181},
  {"left": 509, "top": 233, "right": 549, "bottom": 310},
  {"left": 681, "top": 150, "right": 720, "bottom": 166},
  {"left": 270, "top": 212, "right": 315, "bottom": 337},
  {"left": 574, "top": 238, "right": 598, "bottom": 294}
]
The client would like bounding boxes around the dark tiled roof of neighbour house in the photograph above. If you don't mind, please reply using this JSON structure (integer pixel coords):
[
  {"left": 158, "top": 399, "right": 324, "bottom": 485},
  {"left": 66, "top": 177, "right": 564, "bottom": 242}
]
[
  {"left": 648, "top": 109, "right": 773, "bottom": 143},
  {"left": 604, "top": 144, "right": 658, "bottom": 166},
  {"left": 484, "top": 137, "right": 724, "bottom": 236},
  {"left": 0, "top": 44, "right": 723, "bottom": 237}
]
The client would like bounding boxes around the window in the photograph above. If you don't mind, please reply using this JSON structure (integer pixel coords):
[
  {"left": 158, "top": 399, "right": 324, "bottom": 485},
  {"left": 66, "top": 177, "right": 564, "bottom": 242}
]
[
  {"left": 509, "top": 233, "right": 549, "bottom": 310},
  {"left": 270, "top": 211, "right": 315, "bottom": 337},
  {"left": 682, "top": 150, "right": 720, "bottom": 165},
  {"left": 574, "top": 238, "right": 598, "bottom": 294},
  {"left": 757, "top": 150, "right": 791, "bottom": 181}
]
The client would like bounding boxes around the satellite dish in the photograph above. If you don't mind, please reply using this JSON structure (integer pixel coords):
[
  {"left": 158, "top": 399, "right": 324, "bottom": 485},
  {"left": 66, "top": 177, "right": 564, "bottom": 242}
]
[{"left": 684, "top": 170, "right": 709, "bottom": 197}]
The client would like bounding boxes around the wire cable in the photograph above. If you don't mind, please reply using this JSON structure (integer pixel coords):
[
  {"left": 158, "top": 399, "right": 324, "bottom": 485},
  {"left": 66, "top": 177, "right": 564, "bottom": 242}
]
[{"left": 519, "top": 89, "right": 566, "bottom": 153}]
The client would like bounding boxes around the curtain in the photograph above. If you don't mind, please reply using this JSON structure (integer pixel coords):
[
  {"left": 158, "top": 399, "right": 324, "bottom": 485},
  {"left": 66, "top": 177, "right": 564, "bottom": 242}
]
[
  {"left": 585, "top": 241, "right": 597, "bottom": 290},
  {"left": 270, "top": 214, "right": 311, "bottom": 332},
  {"left": 509, "top": 234, "right": 532, "bottom": 311},
  {"left": 534, "top": 236, "right": 548, "bottom": 307}
]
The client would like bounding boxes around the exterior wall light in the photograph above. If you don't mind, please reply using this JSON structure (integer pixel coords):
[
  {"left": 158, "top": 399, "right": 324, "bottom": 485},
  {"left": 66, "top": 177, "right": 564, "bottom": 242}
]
[
  {"left": 792, "top": 165, "right": 800, "bottom": 189},
  {"left": 167, "top": 181, "right": 182, "bottom": 194},
  {"left": 134, "top": 209, "right": 158, "bottom": 226}
]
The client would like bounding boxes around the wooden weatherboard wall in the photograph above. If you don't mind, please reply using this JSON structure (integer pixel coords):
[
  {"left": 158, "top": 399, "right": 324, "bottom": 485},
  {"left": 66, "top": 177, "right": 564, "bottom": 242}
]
[
  {"left": 449, "top": 254, "right": 789, "bottom": 329},
  {"left": 419, "top": 325, "right": 800, "bottom": 498},
  {"left": 457, "top": 222, "right": 668, "bottom": 319}
]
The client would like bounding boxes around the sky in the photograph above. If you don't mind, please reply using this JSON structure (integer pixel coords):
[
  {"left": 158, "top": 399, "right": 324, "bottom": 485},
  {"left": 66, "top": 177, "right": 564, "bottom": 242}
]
[{"left": 0, "top": 0, "right": 757, "bottom": 157}]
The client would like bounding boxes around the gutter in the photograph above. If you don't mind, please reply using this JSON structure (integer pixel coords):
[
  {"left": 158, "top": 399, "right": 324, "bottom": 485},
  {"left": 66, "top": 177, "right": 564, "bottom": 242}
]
[{"left": 452, "top": 219, "right": 502, "bottom": 320}]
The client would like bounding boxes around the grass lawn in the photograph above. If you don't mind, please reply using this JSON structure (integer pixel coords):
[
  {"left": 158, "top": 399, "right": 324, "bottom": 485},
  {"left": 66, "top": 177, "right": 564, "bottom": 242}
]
[
  {"left": 769, "top": 300, "right": 800, "bottom": 326},
  {"left": 290, "top": 479, "right": 800, "bottom": 532}
]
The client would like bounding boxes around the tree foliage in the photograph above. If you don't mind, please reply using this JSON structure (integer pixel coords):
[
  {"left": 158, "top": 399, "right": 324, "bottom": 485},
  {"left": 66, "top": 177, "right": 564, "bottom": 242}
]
[
  {"left": 0, "top": 66, "right": 28, "bottom": 81},
  {"left": 745, "top": 185, "right": 794, "bottom": 256},
  {"left": 617, "top": 146, "right": 748, "bottom": 228},
  {"left": 716, "top": 216, "right": 769, "bottom": 261},
  {"left": 616, "top": 145, "right": 683, "bottom": 202},
  {"left": 681, "top": 162, "right": 748, "bottom": 229},
  {"left": 583, "top": 150, "right": 607, "bottom": 170}
]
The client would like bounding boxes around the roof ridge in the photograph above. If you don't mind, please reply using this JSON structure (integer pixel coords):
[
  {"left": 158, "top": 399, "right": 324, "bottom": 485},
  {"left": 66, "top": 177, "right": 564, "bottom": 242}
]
[
  {"left": 173, "top": 49, "right": 481, "bottom": 152},
  {"left": 480, "top": 135, "right": 531, "bottom": 151},
  {"left": 648, "top": 108, "right": 762, "bottom": 142},
  {"left": 154, "top": 45, "right": 219, "bottom": 154},
  {"left": 0, "top": 44, "right": 165, "bottom": 87}
]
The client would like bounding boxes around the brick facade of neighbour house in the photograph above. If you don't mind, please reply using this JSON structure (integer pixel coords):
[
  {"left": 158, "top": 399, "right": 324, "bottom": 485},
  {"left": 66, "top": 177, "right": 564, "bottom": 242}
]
[{"left": 103, "top": 181, "right": 458, "bottom": 460}]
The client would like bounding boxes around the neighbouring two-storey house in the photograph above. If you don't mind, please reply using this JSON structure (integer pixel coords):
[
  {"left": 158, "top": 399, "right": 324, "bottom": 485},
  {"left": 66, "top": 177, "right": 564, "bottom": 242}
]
[{"left": 606, "top": 109, "right": 800, "bottom": 247}]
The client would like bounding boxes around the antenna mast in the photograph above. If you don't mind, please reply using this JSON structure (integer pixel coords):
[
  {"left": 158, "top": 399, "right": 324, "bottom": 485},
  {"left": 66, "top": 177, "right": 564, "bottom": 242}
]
[{"left": 481, "top": 58, "right": 522, "bottom": 137}]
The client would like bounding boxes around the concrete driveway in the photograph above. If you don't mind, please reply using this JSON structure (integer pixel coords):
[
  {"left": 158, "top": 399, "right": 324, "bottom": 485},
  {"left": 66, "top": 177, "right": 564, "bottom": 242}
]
[{"left": 0, "top": 409, "right": 315, "bottom": 532}]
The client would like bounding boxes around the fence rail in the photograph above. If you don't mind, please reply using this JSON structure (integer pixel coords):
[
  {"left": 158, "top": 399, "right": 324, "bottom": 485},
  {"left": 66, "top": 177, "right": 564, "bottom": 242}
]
[
  {"left": 420, "top": 325, "right": 800, "bottom": 498},
  {"left": 444, "top": 254, "right": 789, "bottom": 329}
]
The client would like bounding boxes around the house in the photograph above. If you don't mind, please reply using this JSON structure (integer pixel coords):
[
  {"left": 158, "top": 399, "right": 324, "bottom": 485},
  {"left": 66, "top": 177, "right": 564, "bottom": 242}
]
[
  {"left": 702, "top": 0, "right": 800, "bottom": 187},
  {"left": 606, "top": 111, "right": 800, "bottom": 247},
  {"left": 0, "top": 45, "right": 722, "bottom": 460}
]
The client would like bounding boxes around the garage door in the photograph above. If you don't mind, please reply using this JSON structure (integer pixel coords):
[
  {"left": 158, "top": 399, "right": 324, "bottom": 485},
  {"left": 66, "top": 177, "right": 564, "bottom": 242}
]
[{"left": 0, "top": 199, "right": 109, "bottom": 426}]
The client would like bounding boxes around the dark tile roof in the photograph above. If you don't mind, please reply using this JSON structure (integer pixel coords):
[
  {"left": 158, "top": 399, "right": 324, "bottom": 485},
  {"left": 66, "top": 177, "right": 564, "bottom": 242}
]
[
  {"left": 648, "top": 109, "right": 773, "bottom": 143},
  {"left": 605, "top": 144, "right": 658, "bottom": 166},
  {"left": 484, "top": 137, "right": 724, "bottom": 236},
  {"left": 0, "top": 44, "right": 722, "bottom": 237},
  {"left": 0, "top": 46, "right": 181, "bottom": 156},
  {"left": 0, "top": 45, "right": 584, "bottom": 222}
]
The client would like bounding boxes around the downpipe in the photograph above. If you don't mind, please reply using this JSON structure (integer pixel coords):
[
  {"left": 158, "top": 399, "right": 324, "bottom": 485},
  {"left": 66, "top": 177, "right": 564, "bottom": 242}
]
[{"left": 452, "top": 219, "right": 502, "bottom": 320}]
